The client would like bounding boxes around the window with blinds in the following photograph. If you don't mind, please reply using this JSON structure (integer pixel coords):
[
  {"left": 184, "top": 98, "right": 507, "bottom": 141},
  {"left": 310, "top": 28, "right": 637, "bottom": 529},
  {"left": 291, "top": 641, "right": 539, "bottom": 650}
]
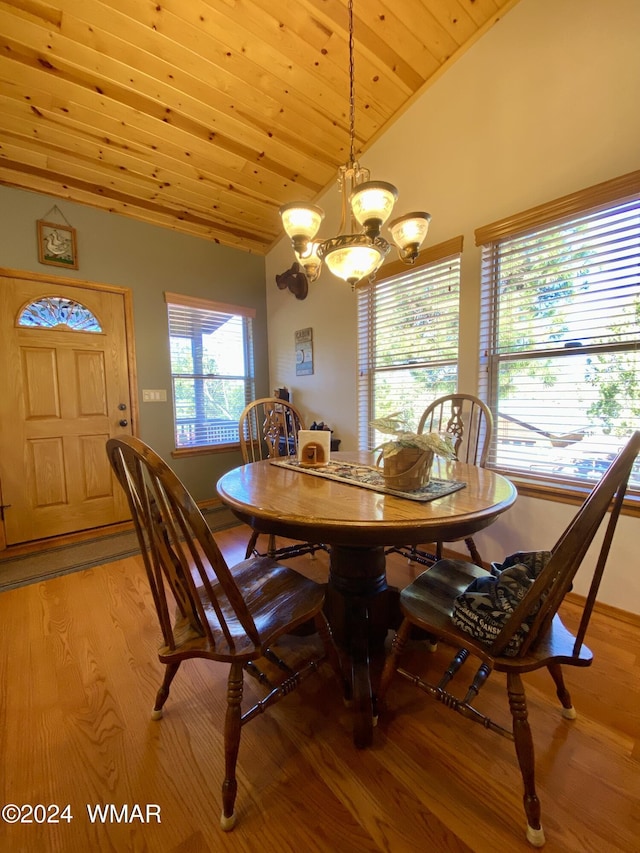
[
  {"left": 477, "top": 172, "right": 640, "bottom": 491},
  {"left": 165, "top": 293, "right": 255, "bottom": 450},
  {"left": 357, "top": 239, "right": 462, "bottom": 449}
]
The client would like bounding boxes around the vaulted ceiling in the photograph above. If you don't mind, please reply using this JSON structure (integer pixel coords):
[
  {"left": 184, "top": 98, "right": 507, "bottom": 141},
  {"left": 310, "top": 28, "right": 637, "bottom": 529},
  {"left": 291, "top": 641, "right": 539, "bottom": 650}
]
[{"left": 0, "top": 0, "right": 521, "bottom": 254}]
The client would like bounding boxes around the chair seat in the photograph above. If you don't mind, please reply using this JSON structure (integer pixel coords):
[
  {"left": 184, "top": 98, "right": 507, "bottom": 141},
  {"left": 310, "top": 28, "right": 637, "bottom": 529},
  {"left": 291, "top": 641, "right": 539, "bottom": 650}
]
[
  {"left": 159, "top": 556, "right": 327, "bottom": 663},
  {"left": 400, "top": 558, "right": 593, "bottom": 673}
]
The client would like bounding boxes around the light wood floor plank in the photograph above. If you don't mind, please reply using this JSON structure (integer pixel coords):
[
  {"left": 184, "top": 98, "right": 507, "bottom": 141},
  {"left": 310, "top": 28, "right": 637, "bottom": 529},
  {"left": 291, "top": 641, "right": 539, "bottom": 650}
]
[{"left": 0, "top": 524, "right": 638, "bottom": 852}]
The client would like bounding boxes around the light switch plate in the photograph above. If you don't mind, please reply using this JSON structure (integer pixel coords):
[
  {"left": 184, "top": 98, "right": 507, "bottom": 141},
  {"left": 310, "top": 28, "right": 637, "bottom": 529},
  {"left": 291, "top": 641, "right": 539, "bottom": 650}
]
[{"left": 142, "top": 389, "right": 167, "bottom": 402}]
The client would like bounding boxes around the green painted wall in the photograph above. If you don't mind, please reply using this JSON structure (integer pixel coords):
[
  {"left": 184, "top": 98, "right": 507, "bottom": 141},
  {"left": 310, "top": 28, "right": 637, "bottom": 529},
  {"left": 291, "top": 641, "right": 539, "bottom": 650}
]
[{"left": 0, "top": 185, "right": 268, "bottom": 501}]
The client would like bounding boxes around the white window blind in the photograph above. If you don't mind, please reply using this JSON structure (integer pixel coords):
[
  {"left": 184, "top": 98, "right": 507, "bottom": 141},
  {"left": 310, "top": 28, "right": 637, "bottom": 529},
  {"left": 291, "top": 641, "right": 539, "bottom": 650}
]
[
  {"left": 357, "top": 240, "right": 462, "bottom": 449},
  {"left": 477, "top": 173, "right": 640, "bottom": 491},
  {"left": 165, "top": 293, "right": 255, "bottom": 449}
]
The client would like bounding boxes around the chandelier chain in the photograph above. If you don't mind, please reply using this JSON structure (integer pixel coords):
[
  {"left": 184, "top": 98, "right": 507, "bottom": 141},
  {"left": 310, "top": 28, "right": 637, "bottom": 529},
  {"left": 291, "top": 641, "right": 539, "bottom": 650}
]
[
  {"left": 348, "top": 0, "right": 355, "bottom": 164},
  {"left": 277, "top": 0, "right": 431, "bottom": 285}
]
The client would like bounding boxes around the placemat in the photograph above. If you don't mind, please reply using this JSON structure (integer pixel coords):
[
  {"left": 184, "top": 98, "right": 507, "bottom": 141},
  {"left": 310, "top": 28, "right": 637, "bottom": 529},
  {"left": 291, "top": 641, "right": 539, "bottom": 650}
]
[{"left": 271, "top": 458, "right": 466, "bottom": 502}]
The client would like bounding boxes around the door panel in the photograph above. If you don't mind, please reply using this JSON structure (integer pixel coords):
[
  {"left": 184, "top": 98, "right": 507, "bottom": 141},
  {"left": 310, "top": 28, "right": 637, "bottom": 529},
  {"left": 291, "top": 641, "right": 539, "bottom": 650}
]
[
  {"left": 23, "top": 347, "right": 61, "bottom": 417},
  {"left": 0, "top": 275, "right": 134, "bottom": 544},
  {"left": 29, "top": 438, "right": 67, "bottom": 506},
  {"left": 76, "top": 350, "right": 108, "bottom": 416},
  {"left": 80, "top": 434, "right": 114, "bottom": 500}
]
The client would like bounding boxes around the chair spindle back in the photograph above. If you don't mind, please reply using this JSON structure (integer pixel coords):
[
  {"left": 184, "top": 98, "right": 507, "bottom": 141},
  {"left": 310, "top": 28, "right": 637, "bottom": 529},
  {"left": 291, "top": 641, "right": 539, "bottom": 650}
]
[
  {"left": 418, "top": 393, "right": 493, "bottom": 466},
  {"left": 107, "top": 436, "right": 260, "bottom": 656},
  {"left": 238, "top": 397, "right": 305, "bottom": 463}
]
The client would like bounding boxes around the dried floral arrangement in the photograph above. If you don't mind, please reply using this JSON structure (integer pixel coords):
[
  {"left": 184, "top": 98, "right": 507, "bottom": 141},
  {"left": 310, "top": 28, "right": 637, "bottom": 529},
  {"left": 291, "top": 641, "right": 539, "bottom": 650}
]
[{"left": 370, "top": 412, "right": 455, "bottom": 459}]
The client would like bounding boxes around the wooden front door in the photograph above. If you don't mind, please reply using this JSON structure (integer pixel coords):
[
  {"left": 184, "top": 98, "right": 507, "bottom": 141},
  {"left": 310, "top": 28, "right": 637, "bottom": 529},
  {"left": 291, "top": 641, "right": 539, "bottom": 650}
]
[{"left": 0, "top": 273, "right": 135, "bottom": 544}]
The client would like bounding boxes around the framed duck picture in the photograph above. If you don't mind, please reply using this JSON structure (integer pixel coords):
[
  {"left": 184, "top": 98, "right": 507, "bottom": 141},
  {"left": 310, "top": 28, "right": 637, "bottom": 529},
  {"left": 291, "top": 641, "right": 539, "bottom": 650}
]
[{"left": 37, "top": 220, "right": 78, "bottom": 269}]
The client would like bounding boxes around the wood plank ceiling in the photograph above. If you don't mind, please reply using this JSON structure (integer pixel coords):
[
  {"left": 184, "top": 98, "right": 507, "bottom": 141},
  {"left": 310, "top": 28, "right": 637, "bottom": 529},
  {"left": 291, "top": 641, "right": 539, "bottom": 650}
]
[{"left": 0, "top": 0, "right": 522, "bottom": 254}]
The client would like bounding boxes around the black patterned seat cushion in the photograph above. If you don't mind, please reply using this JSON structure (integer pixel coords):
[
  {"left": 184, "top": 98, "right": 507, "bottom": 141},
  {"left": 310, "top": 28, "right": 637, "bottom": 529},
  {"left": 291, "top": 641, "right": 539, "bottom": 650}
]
[{"left": 451, "top": 551, "right": 552, "bottom": 656}]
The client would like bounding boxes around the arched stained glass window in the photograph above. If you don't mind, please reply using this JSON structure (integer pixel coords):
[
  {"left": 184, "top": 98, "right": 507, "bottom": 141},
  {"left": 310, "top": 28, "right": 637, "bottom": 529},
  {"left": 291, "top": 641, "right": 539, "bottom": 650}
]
[{"left": 18, "top": 297, "right": 102, "bottom": 332}]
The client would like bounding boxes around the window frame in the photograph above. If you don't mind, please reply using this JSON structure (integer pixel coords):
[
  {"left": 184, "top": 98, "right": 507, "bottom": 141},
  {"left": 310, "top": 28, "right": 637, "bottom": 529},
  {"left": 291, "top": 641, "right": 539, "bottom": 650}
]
[
  {"left": 475, "top": 170, "right": 640, "bottom": 512},
  {"left": 356, "top": 237, "right": 463, "bottom": 450},
  {"left": 165, "top": 292, "right": 256, "bottom": 456}
]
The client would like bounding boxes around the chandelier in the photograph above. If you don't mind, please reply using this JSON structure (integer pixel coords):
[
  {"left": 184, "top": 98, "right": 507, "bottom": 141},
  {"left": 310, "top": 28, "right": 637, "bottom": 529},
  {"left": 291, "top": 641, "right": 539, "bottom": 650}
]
[{"left": 279, "top": 0, "right": 431, "bottom": 289}]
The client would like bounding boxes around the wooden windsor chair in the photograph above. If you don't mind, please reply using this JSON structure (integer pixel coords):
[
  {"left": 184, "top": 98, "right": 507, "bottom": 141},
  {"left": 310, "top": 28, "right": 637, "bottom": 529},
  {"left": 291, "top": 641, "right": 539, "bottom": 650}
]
[
  {"left": 377, "top": 430, "right": 640, "bottom": 847},
  {"left": 238, "top": 396, "right": 326, "bottom": 560},
  {"left": 388, "top": 393, "right": 493, "bottom": 567},
  {"left": 106, "top": 435, "right": 341, "bottom": 831}
]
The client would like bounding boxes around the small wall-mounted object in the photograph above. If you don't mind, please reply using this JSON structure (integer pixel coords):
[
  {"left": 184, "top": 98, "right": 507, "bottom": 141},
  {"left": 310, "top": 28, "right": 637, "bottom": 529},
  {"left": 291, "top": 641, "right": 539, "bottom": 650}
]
[
  {"left": 298, "top": 429, "right": 330, "bottom": 467},
  {"left": 295, "top": 327, "right": 313, "bottom": 376},
  {"left": 275, "top": 262, "right": 308, "bottom": 300},
  {"left": 37, "top": 206, "right": 78, "bottom": 269}
]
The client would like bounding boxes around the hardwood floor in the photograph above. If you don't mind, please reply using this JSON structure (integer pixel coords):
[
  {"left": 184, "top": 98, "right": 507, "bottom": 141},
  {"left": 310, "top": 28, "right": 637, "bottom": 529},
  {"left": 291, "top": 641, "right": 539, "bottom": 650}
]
[{"left": 0, "top": 525, "right": 638, "bottom": 852}]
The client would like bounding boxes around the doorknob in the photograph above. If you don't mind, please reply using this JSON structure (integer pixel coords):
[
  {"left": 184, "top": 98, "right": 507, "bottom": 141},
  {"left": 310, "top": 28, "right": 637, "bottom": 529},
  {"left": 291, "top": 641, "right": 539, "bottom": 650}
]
[
  {"left": 119, "top": 419, "right": 128, "bottom": 427},
  {"left": 118, "top": 403, "right": 127, "bottom": 410}
]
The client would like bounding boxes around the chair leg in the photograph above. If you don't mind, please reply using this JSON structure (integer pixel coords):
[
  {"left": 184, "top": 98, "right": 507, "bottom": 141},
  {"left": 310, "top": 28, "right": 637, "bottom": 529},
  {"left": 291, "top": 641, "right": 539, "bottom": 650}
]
[
  {"left": 314, "top": 611, "right": 345, "bottom": 688},
  {"left": 220, "top": 661, "right": 244, "bottom": 831},
  {"left": 266, "top": 533, "right": 277, "bottom": 558},
  {"left": 546, "top": 663, "right": 577, "bottom": 719},
  {"left": 377, "top": 618, "right": 412, "bottom": 706},
  {"left": 506, "top": 672, "right": 545, "bottom": 848},
  {"left": 464, "top": 536, "right": 483, "bottom": 566},
  {"left": 151, "top": 661, "right": 181, "bottom": 720},
  {"left": 244, "top": 529, "right": 259, "bottom": 559}
]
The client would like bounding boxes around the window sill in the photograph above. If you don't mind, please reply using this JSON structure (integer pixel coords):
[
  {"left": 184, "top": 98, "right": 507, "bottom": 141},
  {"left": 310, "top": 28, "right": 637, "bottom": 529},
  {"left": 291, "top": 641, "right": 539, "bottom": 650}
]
[
  {"left": 496, "top": 470, "right": 640, "bottom": 518},
  {"left": 171, "top": 442, "right": 240, "bottom": 459}
]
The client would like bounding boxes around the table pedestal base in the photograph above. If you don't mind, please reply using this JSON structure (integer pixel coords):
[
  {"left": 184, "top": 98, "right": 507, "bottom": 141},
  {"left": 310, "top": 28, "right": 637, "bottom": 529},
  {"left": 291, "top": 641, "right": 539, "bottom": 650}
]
[{"left": 324, "top": 545, "right": 398, "bottom": 748}]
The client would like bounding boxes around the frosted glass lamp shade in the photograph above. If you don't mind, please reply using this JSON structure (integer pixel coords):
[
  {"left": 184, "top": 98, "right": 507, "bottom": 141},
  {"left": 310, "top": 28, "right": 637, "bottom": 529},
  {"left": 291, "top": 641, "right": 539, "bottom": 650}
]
[
  {"left": 279, "top": 203, "right": 324, "bottom": 253},
  {"left": 295, "top": 241, "right": 322, "bottom": 283},
  {"left": 319, "top": 235, "right": 386, "bottom": 286},
  {"left": 350, "top": 181, "right": 398, "bottom": 237},
  {"left": 388, "top": 212, "right": 432, "bottom": 262}
]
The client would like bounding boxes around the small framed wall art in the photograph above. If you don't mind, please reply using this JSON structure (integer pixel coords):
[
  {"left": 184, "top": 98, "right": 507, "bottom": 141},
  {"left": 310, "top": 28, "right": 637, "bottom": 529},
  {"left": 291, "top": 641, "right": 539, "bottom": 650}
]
[
  {"left": 295, "top": 327, "right": 314, "bottom": 376},
  {"left": 37, "top": 220, "right": 78, "bottom": 269}
]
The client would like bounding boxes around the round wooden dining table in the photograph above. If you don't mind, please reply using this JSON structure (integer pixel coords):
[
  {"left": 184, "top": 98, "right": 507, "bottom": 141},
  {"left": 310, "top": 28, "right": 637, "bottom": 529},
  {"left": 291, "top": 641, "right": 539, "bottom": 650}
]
[{"left": 216, "top": 450, "right": 517, "bottom": 748}]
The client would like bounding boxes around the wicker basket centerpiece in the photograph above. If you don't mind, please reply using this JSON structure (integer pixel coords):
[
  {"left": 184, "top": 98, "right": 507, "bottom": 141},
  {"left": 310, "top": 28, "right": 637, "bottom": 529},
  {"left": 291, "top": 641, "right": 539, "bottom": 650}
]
[
  {"left": 371, "top": 412, "right": 456, "bottom": 492},
  {"left": 381, "top": 446, "right": 434, "bottom": 491}
]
